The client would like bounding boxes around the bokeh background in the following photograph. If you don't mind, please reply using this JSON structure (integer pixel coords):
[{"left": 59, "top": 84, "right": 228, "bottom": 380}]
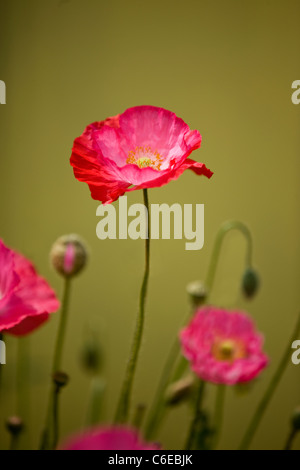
[{"left": 0, "top": 0, "right": 299, "bottom": 450}]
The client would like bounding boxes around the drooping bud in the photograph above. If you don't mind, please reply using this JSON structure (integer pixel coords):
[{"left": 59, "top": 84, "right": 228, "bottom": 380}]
[
  {"left": 50, "top": 234, "right": 88, "bottom": 278},
  {"left": 81, "top": 333, "right": 103, "bottom": 375},
  {"left": 242, "top": 268, "right": 260, "bottom": 299},
  {"left": 6, "top": 416, "right": 24, "bottom": 436},
  {"left": 292, "top": 407, "right": 300, "bottom": 431},
  {"left": 186, "top": 281, "right": 208, "bottom": 308},
  {"left": 165, "top": 375, "right": 195, "bottom": 406}
]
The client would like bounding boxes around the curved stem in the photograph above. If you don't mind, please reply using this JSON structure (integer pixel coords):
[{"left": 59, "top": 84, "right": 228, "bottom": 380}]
[
  {"left": 184, "top": 381, "right": 206, "bottom": 450},
  {"left": 114, "top": 189, "right": 151, "bottom": 424},
  {"left": 239, "top": 312, "right": 300, "bottom": 450},
  {"left": 40, "top": 278, "right": 72, "bottom": 450},
  {"left": 205, "top": 221, "right": 253, "bottom": 295},
  {"left": 212, "top": 385, "right": 226, "bottom": 450}
]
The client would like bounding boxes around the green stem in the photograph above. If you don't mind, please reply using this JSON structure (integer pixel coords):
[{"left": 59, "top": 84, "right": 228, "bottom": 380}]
[
  {"left": 212, "top": 385, "right": 226, "bottom": 450},
  {"left": 85, "top": 377, "right": 106, "bottom": 427},
  {"left": 52, "top": 387, "right": 60, "bottom": 450},
  {"left": 40, "top": 278, "right": 72, "bottom": 450},
  {"left": 284, "top": 429, "right": 298, "bottom": 451},
  {"left": 145, "top": 337, "right": 181, "bottom": 439},
  {"left": 114, "top": 189, "right": 151, "bottom": 424},
  {"left": 205, "top": 221, "right": 253, "bottom": 294},
  {"left": 10, "top": 434, "right": 19, "bottom": 451},
  {"left": 184, "top": 381, "right": 206, "bottom": 450},
  {"left": 239, "top": 312, "right": 300, "bottom": 450},
  {"left": 52, "top": 278, "right": 72, "bottom": 373},
  {"left": 16, "top": 337, "right": 31, "bottom": 449},
  {"left": 132, "top": 404, "right": 146, "bottom": 431}
]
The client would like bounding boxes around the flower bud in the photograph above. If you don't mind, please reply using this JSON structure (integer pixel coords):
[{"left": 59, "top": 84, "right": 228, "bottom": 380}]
[
  {"left": 52, "top": 371, "right": 69, "bottom": 389},
  {"left": 81, "top": 335, "right": 103, "bottom": 375},
  {"left": 242, "top": 268, "right": 260, "bottom": 299},
  {"left": 165, "top": 375, "right": 195, "bottom": 406},
  {"left": 186, "top": 281, "right": 208, "bottom": 308},
  {"left": 292, "top": 407, "right": 300, "bottom": 431},
  {"left": 50, "top": 234, "right": 88, "bottom": 278},
  {"left": 6, "top": 416, "right": 24, "bottom": 436}
]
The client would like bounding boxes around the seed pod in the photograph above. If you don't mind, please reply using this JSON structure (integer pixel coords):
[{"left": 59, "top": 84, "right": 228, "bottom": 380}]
[
  {"left": 186, "top": 281, "right": 208, "bottom": 308},
  {"left": 242, "top": 268, "right": 260, "bottom": 299}
]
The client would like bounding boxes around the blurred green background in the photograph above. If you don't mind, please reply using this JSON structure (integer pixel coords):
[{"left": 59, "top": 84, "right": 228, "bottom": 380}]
[{"left": 0, "top": 0, "right": 299, "bottom": 450}]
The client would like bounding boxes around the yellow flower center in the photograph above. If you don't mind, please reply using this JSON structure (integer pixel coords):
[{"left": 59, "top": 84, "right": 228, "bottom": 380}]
[
  {"left": 126, "top": 146, "right": 163, "bottom": 171},
  {"left": 212, "top": 339, "right": 247, "bottom": 363}
]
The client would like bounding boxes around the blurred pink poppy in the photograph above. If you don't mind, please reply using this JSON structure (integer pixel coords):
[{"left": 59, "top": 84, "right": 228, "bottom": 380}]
[
  {"left": 180, "top": 306, "right": 269, "bottom": 385},
  {"left": 0, "top": 240, "right": 60, "bottom": 336},
  {"left": 60, "top": 426, "right": 160, "bottom": 450}
]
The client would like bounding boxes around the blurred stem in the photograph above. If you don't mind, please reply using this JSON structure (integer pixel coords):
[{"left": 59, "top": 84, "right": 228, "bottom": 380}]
[
  {"left": 52, "top": 387, "right": 59, "bottom": 449},
  {"left": 132, "top": 404, "right": 146, "bottom": 431},
  {"left": 114, "top": 189, "right": 150, "bottom": 424},
  {"left": 10, "top": 434, "right": 19, "bottom": 451},
  {"left": 184, "top": 381, "right": 206, "bottom": 450},
  {"left": 284, "top": 429, "right": 298, "bottom": 451},
  {"left": 85, "top": 377, "right": 106, "bottom": 426},
  {"left": 212, "top": 385, "right": 226, "bottom": 450},
  {"left": 40, "top": 278, "right": 72, "bottom": 450},
  {"left": 145, "top": 304, "right": 193, "bottom": 440},
  {"left": 52, "top": 278, "right": 72, "bottom": 372},
  {"left": 16, "top": 337, "right": 31, "bottom": 449},
  {"left": 205, "top": 221, "right": 253, "bottom": 294},
  {"left": 239, "top": 312, "right": 300, "bottom": 450}
]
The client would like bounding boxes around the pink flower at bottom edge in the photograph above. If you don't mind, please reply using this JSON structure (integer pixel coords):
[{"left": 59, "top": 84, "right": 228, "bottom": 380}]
[
  {"left": 59, "top": 426, "right": 160, "bottom": 451},
  {"left": 0, "top": 240, "right": 60, "bottom": 336},
  {"left": 180, "top": 306, "right": 269, "bottom": 386},
  {"left": 70, "top": 105, "right": 213, "bottom": 204}
]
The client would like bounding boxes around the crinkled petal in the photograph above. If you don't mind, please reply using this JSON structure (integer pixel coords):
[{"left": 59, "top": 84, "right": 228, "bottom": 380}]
[{"left": 70, "top": 106, "right": 212, "bottom": 204}]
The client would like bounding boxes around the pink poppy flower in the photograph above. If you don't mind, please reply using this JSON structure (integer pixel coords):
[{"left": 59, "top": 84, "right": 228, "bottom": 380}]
[
  {"left": 180, "top": 307, "right": 269, "bottom": 385},
  {"left": 60, "top": 426, "right": 160, "bottom": 450},
  {"left": 0, "top": 240, "right": 60, "bottom": 336},
  {"left": 70, "top": 105, "right": 213, "bottom": 204}
]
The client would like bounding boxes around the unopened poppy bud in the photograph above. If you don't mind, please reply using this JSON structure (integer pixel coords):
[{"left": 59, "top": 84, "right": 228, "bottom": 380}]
[
  {"left": 186, "top": 281, "right": 208, "bottom": 308},
  {"left": 242, "top": 268, "right": 260, "bottom": 298},
  {"left": 6, "top": 416, "right": 24, "bottom": 436},
  {"left": 81, "top": 336, "right": 102, "bottom": 375},
  {"left": 165, "top": 375, "right": 195, "bottom": 406},
  {"left": 50, "top": 234, "right": 87, "bottom": 278},
  {"left": 52, "top": 371, "right": 69, "bottom": 389},
  {"left": 292, "top": 407, "right": 300, "bottom": 431}
]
